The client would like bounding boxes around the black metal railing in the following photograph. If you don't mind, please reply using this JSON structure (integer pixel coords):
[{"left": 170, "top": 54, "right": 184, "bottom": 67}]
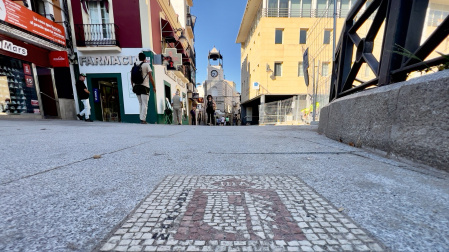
[
  {"left": 75, "top": 23, "right": 120, "bottom": 47},
  {"left": 187, "top": 46, "right": 196, "bottom": 67},
  {"left": 329, "top": 0, "right": 449, "bottom": 101},
  {"left": 180, "top": 64, "right": 193, "bottom": 82},
  {"left": 186, "top": 14, "right": 195, "bottom": 32}
]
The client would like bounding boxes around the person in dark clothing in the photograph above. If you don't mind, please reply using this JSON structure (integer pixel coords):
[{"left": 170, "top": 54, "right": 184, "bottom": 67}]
[
  {"left": 75, "top": 73, "right": 92, "bottom": 122},
  {"left": 206, "top": 95, "right": 215, "bottom": 126},
  {"left": 190, "top": 107, "right": 196, "bottom": 125}
]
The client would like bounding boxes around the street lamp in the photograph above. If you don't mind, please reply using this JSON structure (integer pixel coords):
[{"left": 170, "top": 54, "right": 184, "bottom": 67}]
[
  {"left": 266, "top": 64, "right": 273, "bottom": 94},
  {"left": 173, "top": 28, "right": 188, "bottom": 46}
]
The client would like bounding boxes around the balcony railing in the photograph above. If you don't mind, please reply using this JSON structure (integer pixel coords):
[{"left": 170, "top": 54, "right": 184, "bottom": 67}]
[
  {"left": 75, "top": 23, "right": 120, "bottom": 47},
  {"left": 186, "top": 14, "right": 196, "bottom": 31},
  {"left": 187, "top": 46, "right": 196, "bottom": 67},
  {"left": 262, "top": 8, "right": 350, "bottom": 18}
]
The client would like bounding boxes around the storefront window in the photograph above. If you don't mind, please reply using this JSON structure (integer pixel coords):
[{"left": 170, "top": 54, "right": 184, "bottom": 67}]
[{"left": 0, "top": 55, "right": 39, "bottom": 115}]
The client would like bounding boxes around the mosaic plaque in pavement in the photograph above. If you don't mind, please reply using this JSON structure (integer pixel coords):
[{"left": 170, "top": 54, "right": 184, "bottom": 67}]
[{"left": 98, "top": 176, "right": 385, "bottom": 252}]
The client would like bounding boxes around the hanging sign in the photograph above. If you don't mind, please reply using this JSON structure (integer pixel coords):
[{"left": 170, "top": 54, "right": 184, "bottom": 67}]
[
  {"left": 0, "top": 0, "right": 66, "bottom": 46},
  {"left": 25, "top": 75, "right": 33, "bottom": 87},
  {"left": 23, "top": 63, "right": 31, "bottom": 75},
  {"left": 49, "top": 51, "right": 69, "bottom": 67},
  {"left": 164, "top": 48, "right": 182, "bottom": 68}
]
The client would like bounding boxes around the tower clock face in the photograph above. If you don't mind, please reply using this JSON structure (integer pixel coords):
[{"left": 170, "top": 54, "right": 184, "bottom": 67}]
[{"left": 211, "top": 70, "right": 218, "bottom": 78}]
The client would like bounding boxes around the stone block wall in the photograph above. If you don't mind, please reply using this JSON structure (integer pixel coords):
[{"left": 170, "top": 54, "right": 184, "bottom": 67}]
[
  {"left": 318, "top": 70, "right": 449, "bottom": 171},
  {"left": 59, "top": 98, "right": 77, "bottom": 120}
]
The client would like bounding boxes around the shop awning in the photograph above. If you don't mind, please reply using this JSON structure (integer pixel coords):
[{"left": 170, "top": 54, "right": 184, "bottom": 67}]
[
  {"left": 161, "top": 18, "right": 186, "bottom": 55},
  {"left": 175, "top": 39, "right": 185, "bottom": 55},
  {"left": 161, "top": 18, "right": 176, "bottom": 39}
]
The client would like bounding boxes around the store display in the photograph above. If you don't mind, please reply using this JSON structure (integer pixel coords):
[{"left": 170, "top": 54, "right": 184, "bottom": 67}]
[{"left": 0, "top": 56, "right": 38, "bottom": 114}]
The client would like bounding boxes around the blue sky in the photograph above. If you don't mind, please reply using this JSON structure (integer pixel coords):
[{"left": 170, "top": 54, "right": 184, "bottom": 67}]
[{"left": 191, "top": 0, "right": 248, "bottom": 92}]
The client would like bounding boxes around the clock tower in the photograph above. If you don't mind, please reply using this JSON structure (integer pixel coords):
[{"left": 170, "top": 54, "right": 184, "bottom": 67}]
[
  {"left": 207, "top": 47, "right": 224, "bottom": 80},
  {"left": 202, "top": 47, "right": 240, "bottom": 124}
]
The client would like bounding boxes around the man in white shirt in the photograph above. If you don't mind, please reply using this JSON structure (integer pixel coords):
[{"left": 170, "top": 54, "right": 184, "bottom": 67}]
[
  {"left": 133, "top": 52, "right": 156, "bottom": 124},
  {"left": 171, "top": 90, "right": 182, "bottom": 125}
]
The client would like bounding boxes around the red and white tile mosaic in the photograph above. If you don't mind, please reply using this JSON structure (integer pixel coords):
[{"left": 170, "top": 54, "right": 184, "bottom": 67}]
[{"left": 98, "top": 176, "right": 385, "bottom": 252}]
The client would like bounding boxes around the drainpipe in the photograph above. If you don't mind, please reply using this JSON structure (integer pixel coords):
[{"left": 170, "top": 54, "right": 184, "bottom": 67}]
[{"left": 333, "top": 0, "right": 337, "bottom": 62}]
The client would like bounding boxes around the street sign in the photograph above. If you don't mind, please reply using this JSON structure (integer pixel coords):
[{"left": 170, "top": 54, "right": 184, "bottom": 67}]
[{"left": 253, "top": 82, "right": 259, "bottom": 90}]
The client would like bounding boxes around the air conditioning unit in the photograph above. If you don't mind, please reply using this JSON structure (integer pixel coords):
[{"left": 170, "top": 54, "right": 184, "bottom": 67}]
[{"left": 187, "top": 83, "right": 194, "bottom": 91}]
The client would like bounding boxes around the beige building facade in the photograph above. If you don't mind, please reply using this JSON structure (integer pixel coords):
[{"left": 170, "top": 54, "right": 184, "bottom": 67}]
[
  {"left": 236, "top": 0, "right": 351, "bottom": 124},
  {"left": 236, "top": 0, "right": 449, "bottom": 124}
]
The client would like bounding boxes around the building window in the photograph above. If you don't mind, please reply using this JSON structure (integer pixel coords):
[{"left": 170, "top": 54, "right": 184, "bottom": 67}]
[
  {"left": 31, "top": 0, "right": 46, "bottom": 17},
  {"left": 267, "top": 0, "right": 315, "bottom": 18},
  {"left": 315, "top": 0, "right": 334, "bottom": 17},
  {"left": 302, "top": 0, "right": 312, "bottom": 17},
  {"left": 268, "top": 0, "right": 278, "bottom": 17},
  {"left": 317, "top": 0, "right": 327, "bottom": 17},
  {"left": 300, "top": 29, "right": 307, "bottom": 44},
  {"left": 274, "top": 62, "right": 282, "bottom": 76},
  {"left": 298, "top": 62, "right": 304, "bottom": 76},
  {"left": 322, "top": 62, "right": 329, "bottom": 76},
  {"left": 88, "top": 1, "right": 109, "bottom": 24},
  {"left": 291, "top": 0, "right": 300, "bottom": 17},
  {"left": 323, "top": 30, "right": 331, "bottom": 44},
  {"left": 279, "top": 0, "right": 289, "bottom": 17},
  {"left": 275, "top": 29, "right": 283, "bottom": 44},
  {"left": 340, "top": 0, "right": 352, "bottom": 18},
  {"left": 88, "top": 1, "right": 111, "bottom": 39}
]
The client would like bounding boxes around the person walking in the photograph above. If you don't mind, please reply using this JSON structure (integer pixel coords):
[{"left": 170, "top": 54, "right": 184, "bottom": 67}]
[
  {"left": 132, "top": 52, "right": 156, "bottom": 124},
  {"left": 76, "top": 73, "right": 92, "bottom": 122},
  {"left": 190, "top": 106, "right": 196, "bottom": 125},
  {"left": 198, "top": 111, "right": 202, "bottom": 125},
  {"left": 172, "top": 90, "right": 182, "bottom": 125},
  {"left": 206, "top": 95, "right": 215, "bottom": 126}
]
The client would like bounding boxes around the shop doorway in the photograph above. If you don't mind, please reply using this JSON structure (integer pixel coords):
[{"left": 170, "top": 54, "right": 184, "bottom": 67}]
[
  {"left": 90, "top": 77, "right": 121, "bottom": 122},
  {"left": 164, "top": 84, "right": 171, "bottom": 103},
  {"left": 163, "top": 82, "right": 172, "bottom": 124},
  {"left": 36, "top": 67, "right": 59, "bottom": 118}
]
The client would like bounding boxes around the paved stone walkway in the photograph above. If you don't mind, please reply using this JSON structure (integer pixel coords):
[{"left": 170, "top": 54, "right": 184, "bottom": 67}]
[
  {"left": 2, "top": 120, "right": 447, "bottom": 252},
  {"left": 98, "top": 176, "right": 385, "bottom": 252}
]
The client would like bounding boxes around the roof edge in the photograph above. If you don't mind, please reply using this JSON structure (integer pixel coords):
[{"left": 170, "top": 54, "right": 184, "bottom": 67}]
[{"left": 235, "top": 0, "right": 262, "bottom": 44}]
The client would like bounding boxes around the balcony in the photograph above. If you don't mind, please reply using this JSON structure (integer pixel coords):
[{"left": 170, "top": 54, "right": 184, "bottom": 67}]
[
  {"left": 75, "top": 24, "right": 120, "bottom": 47},
  {"left": 183, "top": 46, "right": 196, "bottom": 68},
  {"left": 262, "top": 8, "right": 347, "bottom": 18},
  {"left": 174, "top": 65, "right": 190, "bottom": 83},
  {"left": 186, "top": 14, "right": 196, "bottom": 38}
]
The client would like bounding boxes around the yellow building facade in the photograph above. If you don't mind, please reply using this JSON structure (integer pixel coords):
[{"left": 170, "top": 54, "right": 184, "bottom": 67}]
[
  {"left": 237, "top": 0, "right": 449, "bottom": 125},
  {"left": 236, "top": 0, "right": 350, "bottom": 124}
]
